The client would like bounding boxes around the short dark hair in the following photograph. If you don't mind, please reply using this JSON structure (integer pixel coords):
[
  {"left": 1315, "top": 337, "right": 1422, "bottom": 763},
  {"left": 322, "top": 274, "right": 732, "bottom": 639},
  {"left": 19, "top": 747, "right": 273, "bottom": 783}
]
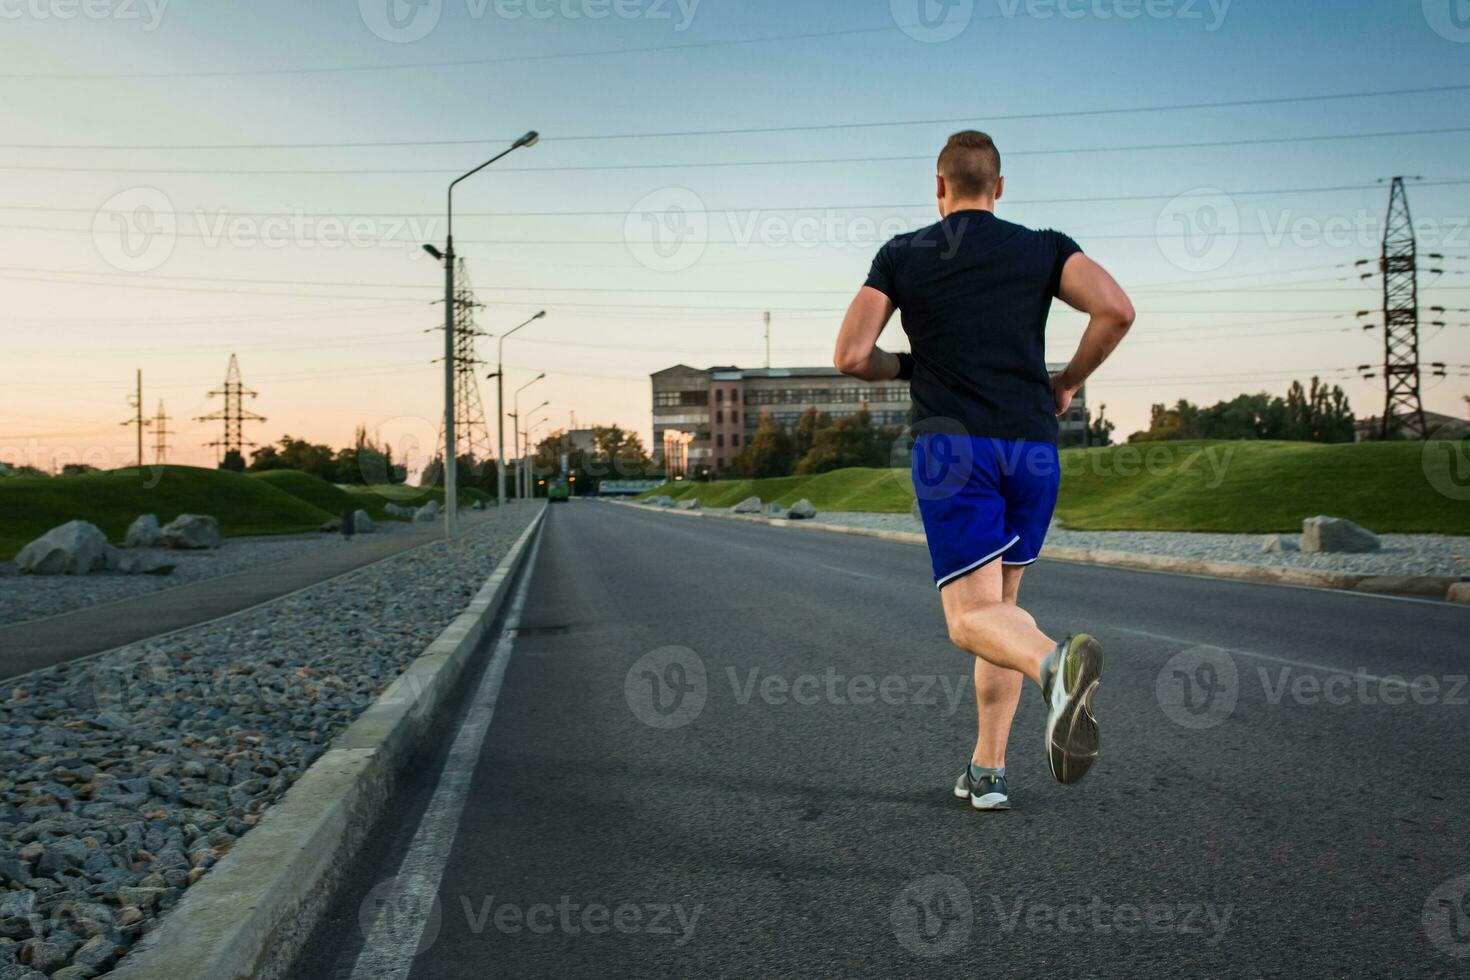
[{"left": 938, "top": 131, "right": 1002, "bottom": 199}]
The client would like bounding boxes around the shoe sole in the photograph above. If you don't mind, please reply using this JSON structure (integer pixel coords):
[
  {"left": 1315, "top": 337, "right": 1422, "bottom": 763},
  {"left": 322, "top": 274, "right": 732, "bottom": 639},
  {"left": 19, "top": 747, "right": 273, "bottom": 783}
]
[
  {"left": 954, "top": 782, "right": 1011, "bottom": 811},
  {"left": 1045, "top": 635, "right": 1103, "bottom": 785}
]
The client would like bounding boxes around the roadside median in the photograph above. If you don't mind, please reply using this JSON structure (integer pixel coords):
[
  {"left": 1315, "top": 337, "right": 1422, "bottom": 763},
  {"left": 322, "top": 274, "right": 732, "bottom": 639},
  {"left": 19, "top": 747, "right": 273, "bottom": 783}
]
[
  {"left": 617, "top": 501, "right": 1467, "bottom": 603},
  {"left": 107, "top": 506, "right": 547, "bottom": 980}
]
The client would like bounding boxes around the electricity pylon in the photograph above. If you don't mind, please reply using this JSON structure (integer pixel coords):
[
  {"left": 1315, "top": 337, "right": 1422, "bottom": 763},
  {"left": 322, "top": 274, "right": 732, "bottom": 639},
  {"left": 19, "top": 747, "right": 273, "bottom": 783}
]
[{"left": 197, "top": 354, "right": 266, "bottom": 464}]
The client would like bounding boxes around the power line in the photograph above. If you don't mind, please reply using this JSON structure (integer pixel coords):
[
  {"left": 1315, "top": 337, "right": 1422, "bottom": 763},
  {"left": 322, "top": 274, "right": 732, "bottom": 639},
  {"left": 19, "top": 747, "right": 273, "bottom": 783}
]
[
  {"left": 29, "top": 178, "right": 1470, "bottom": 218},
  {"left": 7, "top": 122, "right": 1468, "bottom": 157},
  {"left": 0, "top": 20, "right": 978, "bottom": 81}
]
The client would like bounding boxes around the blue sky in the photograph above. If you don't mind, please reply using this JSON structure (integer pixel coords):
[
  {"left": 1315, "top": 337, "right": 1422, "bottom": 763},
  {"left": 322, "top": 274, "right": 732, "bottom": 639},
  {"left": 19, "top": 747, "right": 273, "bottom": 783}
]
[{"left": 4, "top": 0, "right": 1468, "bottom": 471}]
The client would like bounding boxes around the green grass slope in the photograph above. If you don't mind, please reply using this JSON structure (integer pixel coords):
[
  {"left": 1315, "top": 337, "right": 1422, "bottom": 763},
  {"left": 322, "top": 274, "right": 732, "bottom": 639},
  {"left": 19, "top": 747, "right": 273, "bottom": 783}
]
[
  {"left": 640, "top": 441, "right": 1469, "bottom": 534},
  {"left": 0, "top": 466, "right": 333, "bottom": 559},
  {"left": 248, "top": 470, "right": 357, "bottom": 516}
]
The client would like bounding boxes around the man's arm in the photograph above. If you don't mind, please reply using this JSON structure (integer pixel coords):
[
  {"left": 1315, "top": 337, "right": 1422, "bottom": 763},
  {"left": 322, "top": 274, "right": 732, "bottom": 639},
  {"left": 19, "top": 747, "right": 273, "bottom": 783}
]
[
  {"left": 1051, "top": 254, "right": 1135, "bottom": 415},
  {"left": 833, "top": 286, "right": 903, "bottom": 381}
]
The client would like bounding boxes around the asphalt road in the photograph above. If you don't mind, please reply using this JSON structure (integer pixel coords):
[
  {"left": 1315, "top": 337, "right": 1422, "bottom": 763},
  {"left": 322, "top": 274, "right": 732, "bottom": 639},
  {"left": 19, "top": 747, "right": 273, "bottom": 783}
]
[{"left": 292, "top": 500, "right": 1470, "bottom": 980}]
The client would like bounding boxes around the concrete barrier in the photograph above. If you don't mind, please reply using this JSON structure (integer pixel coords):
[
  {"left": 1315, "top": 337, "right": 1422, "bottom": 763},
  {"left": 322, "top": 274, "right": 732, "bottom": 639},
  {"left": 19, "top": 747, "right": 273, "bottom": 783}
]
[{"left": 109, "top": 506, "right": 548, "bottom": 980}]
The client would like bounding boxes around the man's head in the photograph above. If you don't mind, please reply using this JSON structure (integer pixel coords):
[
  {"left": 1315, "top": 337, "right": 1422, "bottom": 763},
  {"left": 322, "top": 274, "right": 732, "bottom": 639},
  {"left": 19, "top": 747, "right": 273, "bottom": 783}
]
[{"left": 936, "top": 130, "right": 1004, "bottom": 216}]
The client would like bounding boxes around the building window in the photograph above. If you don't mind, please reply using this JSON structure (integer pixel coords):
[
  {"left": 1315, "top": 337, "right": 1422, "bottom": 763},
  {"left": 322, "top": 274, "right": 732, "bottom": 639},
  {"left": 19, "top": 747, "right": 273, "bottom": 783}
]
[
  {"left": 731, "top": 411, "right": 739, "bottom": 425},
  {"left": 716, "top": 409, "right": 724, "bottom": 423},
  {"left": 732, "top": 434, "right": 740, "bottom": 447},
  {"left": 716, "top": 434, "right": 725, "bottom": 447},
  {"left": 716, "top": 389, "right": 724, "bottom": 403}
]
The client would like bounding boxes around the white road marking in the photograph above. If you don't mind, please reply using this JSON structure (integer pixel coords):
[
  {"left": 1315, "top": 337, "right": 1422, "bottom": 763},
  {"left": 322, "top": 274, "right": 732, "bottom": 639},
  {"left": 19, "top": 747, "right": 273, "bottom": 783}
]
[
  {"left": 1110, "top": 625, "right": 1433, "bottom": 691},
  {"left": 349, "top": 533, "right": 542, "bottom": 980},
  {"left": 818, "top": 563, "right": 885, "bottom": 582}
]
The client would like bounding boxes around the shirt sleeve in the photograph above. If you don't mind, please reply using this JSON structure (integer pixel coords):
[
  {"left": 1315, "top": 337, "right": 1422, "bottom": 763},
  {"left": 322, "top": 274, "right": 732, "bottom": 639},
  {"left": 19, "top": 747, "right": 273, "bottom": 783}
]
[
  {"left": 1048, "top": 231, "right": 1083, "bottom": 297},
  {"left": 863, "top": 239, "right": 899, "bottom": 302}
]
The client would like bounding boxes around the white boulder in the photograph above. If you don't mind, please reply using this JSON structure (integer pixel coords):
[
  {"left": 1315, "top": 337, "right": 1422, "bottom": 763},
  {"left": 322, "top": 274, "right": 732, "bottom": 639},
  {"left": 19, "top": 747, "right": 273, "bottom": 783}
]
[
  {"left": 1260, "top": 535, "right": 1300, "bottom": 554},
  {"left": 124, "top": 514, "right": 163, "bottom": 548},
  {"left": 788, "top": 499, "right": 817, "bottom": 520},
  {"left": 1301, "top": 516, "right": 1380, "bottom": 554},
  {"left": 16, "top": 520, "right": 110, "bottom": 575},
  {"left": 354, "top": 509, "right": 374, "bottom": 533},
  {"left": 413, "top": 500, "right": 441, "bottom": 523},
  {"left": 161, "top": 514, "right": 221, "bottom": 550},
  {"left": 732, "top": 496, "right": 762, "bottom": 515}
]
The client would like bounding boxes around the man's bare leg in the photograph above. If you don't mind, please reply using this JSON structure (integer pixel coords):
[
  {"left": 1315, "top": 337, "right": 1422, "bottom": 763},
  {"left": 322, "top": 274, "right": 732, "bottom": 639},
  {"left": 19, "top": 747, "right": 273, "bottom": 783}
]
[
  {"left": 966, "top": 566, "right": 1029, "bottom": 769},
  {"left": 941, "top": 561, "right": 1057, "bottom": 685}
]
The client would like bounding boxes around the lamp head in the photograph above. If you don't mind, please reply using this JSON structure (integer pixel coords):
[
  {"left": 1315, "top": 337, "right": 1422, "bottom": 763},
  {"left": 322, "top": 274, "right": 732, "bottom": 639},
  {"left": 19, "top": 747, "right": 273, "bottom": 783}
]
[
  {"left": 533, "top": 310, "right": 547, "bottom": 320},
  {"left": 514, "top": 131, "right": 540, "bottom": 149},
  {"left": 422, "top": 243, "right": 444, "bottom": 261}
]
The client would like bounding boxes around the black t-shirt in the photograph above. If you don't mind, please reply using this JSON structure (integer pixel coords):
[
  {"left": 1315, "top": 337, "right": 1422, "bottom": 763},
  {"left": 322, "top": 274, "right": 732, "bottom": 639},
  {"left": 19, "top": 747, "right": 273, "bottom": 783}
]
[{"left": 864, "top": 210, "right": 1081, "bottom": 444}]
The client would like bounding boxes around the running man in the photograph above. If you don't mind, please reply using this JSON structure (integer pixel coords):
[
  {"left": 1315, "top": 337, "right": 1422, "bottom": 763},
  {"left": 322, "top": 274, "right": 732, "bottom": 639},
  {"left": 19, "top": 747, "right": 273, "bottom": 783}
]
[{"left": 833, "top": 131, "right": 1135, "bottom": 809}]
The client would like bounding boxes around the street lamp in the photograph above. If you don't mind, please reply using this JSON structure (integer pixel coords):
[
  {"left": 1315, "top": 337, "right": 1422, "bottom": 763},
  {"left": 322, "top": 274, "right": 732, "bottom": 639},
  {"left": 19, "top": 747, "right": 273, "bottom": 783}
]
[
  {"left": 517, "top": 398, "right": 549, "bottom": 499},
  {"left": 520, "top": 399, "right": 549, "bottom": 499},
  {"left": 426, "top": 129, "right": 539, "bottom": 539},
  {"left": 490, "top": 310, "right": 546, "bottom": 510},
  {"left": 512, "top": 374, "right": 546, "bottom": 502}
]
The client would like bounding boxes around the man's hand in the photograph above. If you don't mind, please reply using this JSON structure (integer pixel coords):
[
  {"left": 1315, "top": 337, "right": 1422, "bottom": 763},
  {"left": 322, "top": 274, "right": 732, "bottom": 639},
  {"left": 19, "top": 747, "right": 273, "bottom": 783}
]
[{"left": 1051, "top": 374, "right": 1076, "bottom": 417}]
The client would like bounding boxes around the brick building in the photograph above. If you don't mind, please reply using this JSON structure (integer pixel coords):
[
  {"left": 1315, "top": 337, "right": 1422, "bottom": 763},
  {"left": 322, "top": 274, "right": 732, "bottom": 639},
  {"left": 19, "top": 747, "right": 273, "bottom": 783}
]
[{"left": 651, "top": 364, "right": 1090, "bottom": 477}]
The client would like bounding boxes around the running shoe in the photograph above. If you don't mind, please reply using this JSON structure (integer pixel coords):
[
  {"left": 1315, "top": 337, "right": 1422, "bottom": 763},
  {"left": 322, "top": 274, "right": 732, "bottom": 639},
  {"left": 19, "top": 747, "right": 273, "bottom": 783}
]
[
  {"left": 953, "top": 768, "right": 1012, "bottom": 811},
  {"left": 1042, "top": 634, "right": 1104, "bottom": 785}
]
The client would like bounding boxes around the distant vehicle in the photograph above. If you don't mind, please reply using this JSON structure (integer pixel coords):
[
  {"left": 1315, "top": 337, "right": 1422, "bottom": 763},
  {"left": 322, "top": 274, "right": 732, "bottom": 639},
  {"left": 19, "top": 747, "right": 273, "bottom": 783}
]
[{"left": 546, "top": 476, "right": 571, "bottom": 502}]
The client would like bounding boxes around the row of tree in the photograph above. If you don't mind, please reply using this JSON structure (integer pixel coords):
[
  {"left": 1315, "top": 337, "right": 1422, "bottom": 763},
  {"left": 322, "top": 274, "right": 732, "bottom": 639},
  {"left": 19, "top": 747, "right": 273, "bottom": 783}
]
[
  {"left": 237, "top": 427, "right": 407, "bottom": 484},
  {"left": 730, "top": 408, "right": 902, "bottom": 479},
  {"left": 1128, "top": 378, "right": 1356, "bottom": 444}
]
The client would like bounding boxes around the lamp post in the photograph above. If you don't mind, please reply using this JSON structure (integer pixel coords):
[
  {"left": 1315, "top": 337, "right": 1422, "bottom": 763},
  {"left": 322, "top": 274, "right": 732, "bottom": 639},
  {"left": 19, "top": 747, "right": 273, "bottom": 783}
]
[
  {"left": 512, "top": 375, "right": 546, "bottom": 502},
  {"left": 425, "top": 129, "right": 538, "bottom": 538},
  {"left": 518, "top": 398, "right": 549, "bottom": 500},
  {"left": 491, "top": 310, "right": 545, "bottom": 509},
  {"left": 524, "top": 416, "right": 548, "bottom": 496}
]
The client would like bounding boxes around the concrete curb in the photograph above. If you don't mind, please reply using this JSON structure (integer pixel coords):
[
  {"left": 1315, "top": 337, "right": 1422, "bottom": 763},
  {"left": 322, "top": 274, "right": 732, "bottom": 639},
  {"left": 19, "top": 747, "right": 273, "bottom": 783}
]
[
  {"left": 619, "top": 500, "right": 1465, "bottom": 602},
  {"left": 108, "top": 505, "right": 548, "bottom": 980}
]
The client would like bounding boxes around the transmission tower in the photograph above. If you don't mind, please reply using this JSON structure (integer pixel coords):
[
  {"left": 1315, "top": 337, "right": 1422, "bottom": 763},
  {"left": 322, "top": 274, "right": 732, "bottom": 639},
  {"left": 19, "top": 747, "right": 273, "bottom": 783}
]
[
  {"left": 435, "top": 259, "right": 493, "bottom": 467},
  {"left": 151, "top": 401, "right": 174, "bottom": 465},
  {"left": 119, "top": 368, "right": 147, "bottom": 467},
  {"left": 1375, "top": 177, "right": 1428, "bottom": 439},
  {"left": 197, "top": 354, "right": 266, "bottom": 463}
]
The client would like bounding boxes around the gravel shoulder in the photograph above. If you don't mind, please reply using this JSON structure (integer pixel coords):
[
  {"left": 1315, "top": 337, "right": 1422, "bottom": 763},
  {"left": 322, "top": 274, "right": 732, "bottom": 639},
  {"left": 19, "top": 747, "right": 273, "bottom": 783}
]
[
  {"left": 807, "top": 511, "right": 1470, "bottom": 579},
  {"left": 0, "top": 528, "right": 420, "bottom": 628},
  {"left": 0, "top": 505, "right": 541, "bottom": 979}
]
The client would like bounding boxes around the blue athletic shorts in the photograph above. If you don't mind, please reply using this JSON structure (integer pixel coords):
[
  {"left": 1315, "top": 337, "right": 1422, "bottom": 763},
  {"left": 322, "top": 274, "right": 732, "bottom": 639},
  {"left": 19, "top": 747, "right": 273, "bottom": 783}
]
[{"left": 911, "top": 434, "right": 1061, "bottom": 589}]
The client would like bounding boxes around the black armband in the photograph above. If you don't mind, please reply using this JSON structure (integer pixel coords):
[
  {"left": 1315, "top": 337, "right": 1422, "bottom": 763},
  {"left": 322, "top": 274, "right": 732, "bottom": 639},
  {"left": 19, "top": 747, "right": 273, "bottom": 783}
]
[{"left": 895, "top": 352, "right": 916, "bottom": 381}]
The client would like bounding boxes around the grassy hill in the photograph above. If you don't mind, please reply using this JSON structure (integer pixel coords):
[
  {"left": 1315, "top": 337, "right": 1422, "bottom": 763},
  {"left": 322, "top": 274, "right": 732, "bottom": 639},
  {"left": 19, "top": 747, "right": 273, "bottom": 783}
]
[
  {"left": 639, "top": 440, "right": 1470, "bottom": 535},
  {"left": 250, "top": 471, "right": 493, "bottom": 521},
  {"left": 249, "top": 470, "right": 359, "bottom": 517},
  {"left": 0, "top": 466, "right": 332, "bottom": 559}
]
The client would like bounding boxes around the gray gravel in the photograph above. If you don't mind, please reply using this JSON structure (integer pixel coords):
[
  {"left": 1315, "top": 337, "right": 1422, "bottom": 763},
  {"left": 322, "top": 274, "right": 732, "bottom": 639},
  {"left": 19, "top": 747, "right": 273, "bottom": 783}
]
[
  {"left": 810, "top": 511, "right": 1470, "bottom": 579},
  {"left": 0, "top": 505, "right": 540, "bottom": 979},
  {"left": 0, "top": 527, "right": 412, "bottom": 628}
]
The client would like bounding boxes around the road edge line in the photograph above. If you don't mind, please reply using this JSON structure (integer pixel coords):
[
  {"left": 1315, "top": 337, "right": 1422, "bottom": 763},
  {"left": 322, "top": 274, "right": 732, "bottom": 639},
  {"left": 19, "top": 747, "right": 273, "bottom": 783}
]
[
  {"left": 107, "top": 504, "right": 549, "bottom": 980},
  {"left": 614, "top": 500, "right": 1465, "bottom": 602}
]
